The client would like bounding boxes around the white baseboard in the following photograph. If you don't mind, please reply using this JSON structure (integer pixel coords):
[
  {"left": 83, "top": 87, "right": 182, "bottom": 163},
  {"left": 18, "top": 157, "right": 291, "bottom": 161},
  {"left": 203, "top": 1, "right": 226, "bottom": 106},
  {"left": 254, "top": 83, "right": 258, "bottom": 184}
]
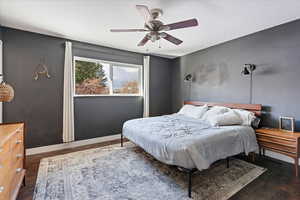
[
  {"left": 26, "top": 134, "right": 121, "bottom": 156},
  {"left": 264, "top": 150, "right": 300, "bottom": 166}
]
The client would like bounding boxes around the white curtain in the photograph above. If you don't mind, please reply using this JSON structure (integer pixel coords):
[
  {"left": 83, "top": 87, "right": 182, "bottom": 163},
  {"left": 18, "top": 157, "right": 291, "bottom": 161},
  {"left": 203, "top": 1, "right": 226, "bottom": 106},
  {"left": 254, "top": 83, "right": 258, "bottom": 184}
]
[
  {"left": 63, "top": 41, "right": 75, "bottom": 143},
  {"left": 143, "top": 56, "right": 150, "bottom": 117}
]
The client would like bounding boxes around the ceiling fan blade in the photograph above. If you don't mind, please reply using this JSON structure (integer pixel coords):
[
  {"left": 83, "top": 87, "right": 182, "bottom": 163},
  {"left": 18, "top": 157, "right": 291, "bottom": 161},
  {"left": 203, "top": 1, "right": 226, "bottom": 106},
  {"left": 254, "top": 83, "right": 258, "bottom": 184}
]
[
  {"left": 160, "top": 32, "right": 183, "bottom": 45},
  {"left": 110, "top": 29, "right": 148, "bottom": 32},
  {"left": 162, "top": 18, "right": 198, "bottom": 31},
  {"left": 136, "top": 5, "right": 152, "bottom": 24},
  {"left": 138, "top": 35, "right": 150, "bottom": 46}
]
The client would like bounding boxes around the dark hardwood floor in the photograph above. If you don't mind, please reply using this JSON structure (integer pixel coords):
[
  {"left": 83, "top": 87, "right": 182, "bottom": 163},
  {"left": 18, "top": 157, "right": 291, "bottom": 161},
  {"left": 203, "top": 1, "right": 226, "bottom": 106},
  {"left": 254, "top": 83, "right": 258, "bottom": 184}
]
[{"left": 17, "top": 140, "right": 300, "bottom": 200}]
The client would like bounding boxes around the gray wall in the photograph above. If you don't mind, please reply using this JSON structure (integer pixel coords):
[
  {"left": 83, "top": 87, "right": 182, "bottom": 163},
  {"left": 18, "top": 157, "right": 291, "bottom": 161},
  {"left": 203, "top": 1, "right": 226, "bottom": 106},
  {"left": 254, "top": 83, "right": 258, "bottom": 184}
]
[
  {"left": 0, "top": 27, "right": 2, "bottom": 40},
  {"left": 150, "top": 56, "right": 172, "bottom": 116},
  {"left": 172, "top": 19, "right": 300, "bottom": 130},
  {"left": 2, "top": 27, "right": 172, "bottom": 148}
]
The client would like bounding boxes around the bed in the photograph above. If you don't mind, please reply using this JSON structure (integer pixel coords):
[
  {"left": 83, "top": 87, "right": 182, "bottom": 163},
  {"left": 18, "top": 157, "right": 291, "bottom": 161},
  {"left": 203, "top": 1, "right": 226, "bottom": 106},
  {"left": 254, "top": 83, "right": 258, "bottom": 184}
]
[{"left": 121, "top": 101, "right": 262, "bottom": 198}]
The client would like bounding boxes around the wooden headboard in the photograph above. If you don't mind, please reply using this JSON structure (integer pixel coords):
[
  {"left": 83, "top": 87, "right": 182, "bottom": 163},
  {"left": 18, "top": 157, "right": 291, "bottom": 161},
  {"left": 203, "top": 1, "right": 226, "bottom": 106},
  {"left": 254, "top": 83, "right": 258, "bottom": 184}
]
[{"left": 184, "top": 101, "right": 262, "bottom": 116}]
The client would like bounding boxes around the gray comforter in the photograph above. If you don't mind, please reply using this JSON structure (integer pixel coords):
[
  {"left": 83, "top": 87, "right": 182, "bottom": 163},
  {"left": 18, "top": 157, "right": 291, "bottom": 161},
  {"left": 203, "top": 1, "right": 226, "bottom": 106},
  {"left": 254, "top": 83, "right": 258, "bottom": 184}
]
[{"left": 123, "top": 114, "right": 258, "bottom": 170}]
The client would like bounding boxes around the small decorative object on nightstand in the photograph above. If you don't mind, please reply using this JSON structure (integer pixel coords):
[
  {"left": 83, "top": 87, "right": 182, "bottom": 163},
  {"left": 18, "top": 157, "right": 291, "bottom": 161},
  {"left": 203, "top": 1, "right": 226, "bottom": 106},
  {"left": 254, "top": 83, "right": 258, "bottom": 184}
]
[
  {"left": 256, "top": 128, "right": 300, "bottom": 177},
  {"left": 279, "top": 116, "right": 295, "bottom": 132}
]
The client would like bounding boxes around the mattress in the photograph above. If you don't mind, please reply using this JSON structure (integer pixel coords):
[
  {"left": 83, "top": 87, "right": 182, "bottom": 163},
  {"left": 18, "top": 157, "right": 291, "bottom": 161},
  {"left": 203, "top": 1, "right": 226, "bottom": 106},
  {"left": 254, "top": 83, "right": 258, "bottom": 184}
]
[{"left": 123, "top": 114, "right": 258, "bottom": 170}]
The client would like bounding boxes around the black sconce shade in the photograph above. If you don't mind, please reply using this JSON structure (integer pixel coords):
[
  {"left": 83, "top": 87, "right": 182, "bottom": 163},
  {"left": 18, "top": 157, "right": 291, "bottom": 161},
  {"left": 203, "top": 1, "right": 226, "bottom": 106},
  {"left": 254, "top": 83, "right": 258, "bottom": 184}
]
[
  {"left": 241, "top": 67, "right": 250, "bottom": 75},
  {"left": 184, "top": 74, "right": 193, "bottom": 82},
  {"left": 242, "top": 64, "right": 256, "bottom": 75},
  {"left": 241, "top": 64, "right": 256, "bottom": 104}
]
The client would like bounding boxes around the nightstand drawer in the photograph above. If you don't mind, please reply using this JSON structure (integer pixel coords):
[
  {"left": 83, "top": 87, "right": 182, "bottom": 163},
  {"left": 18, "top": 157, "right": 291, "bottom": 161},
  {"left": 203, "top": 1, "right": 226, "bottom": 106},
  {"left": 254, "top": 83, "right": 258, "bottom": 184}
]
[
  {"left": 256, "top": 132, "right": 296, "bottom": 142},
  {"left": 256, "top": 134, "right": 296, "bottom": 147},
  {"left": 259, "top": 141, "right": 297, "bottom": 154}
]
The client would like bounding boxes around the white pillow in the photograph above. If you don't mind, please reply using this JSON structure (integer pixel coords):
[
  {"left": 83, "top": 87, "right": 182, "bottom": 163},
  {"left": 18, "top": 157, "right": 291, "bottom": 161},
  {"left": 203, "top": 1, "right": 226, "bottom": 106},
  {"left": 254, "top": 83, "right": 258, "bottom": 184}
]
[
  {"left": 178, "top": 104, "right": 208, "bottom": 119},
  {"left": 202, "top": 106, "right": 231, "bottom": 120},
  {"left": 233, "top": 109, "right": 256, "bottom": 126},
  {"left": 206, "top": 110, "right": 243, "bottom": 126}
]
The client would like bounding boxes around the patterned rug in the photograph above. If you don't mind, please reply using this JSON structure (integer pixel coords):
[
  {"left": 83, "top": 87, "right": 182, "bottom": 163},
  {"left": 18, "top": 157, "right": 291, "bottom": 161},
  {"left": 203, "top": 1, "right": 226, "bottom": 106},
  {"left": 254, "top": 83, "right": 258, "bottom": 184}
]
[{"left": 33, "top": 143, "right": 266, "bottom": 200}]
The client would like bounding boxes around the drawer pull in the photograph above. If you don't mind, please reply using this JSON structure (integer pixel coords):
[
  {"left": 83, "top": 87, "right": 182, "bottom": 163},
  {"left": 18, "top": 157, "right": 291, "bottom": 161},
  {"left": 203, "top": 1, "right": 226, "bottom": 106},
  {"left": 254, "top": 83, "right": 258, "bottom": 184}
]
[
  {"left": 16, "top": 140, "right": 22, "bottom": 144},
  {"left": 0, "top": 186, "right": 4, "bottom": 193},
  {"left": 16, "top": 154, "right": 23, "bottom": 158},
  {"left": 16, "top": 168, "right": 22, "bottom": 173}
]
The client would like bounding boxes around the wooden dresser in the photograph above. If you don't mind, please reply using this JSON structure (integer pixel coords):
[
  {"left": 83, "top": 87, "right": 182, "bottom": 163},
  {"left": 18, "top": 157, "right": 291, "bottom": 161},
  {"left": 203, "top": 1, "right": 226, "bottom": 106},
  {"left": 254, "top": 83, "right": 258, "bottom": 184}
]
[
  {"left": 0, "top": 123, "right": 25, "bottom": 200},
  {"left": 256, "top": 128, "right": 300, "bottom": 177}
]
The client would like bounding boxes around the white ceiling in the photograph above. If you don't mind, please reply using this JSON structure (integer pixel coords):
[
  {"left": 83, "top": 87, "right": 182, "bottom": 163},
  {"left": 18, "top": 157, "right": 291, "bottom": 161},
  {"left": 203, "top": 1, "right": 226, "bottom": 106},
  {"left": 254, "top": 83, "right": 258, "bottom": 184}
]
[{"left": 1, "top": 0, "right": 300, "bottom": 58}]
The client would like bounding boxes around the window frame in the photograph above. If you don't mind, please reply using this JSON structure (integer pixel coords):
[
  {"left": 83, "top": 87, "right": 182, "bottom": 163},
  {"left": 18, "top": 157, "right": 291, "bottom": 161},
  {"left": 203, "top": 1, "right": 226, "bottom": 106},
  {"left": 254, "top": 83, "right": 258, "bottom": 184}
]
[{"left": 73, "top": 56, "right": 143, "bottom": 97}]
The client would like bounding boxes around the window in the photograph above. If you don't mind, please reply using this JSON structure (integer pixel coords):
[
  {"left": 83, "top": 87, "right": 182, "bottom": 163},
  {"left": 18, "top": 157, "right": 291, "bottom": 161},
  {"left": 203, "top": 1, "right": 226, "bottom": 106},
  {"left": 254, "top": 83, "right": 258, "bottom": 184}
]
[{"left": 74, "top": 57, "right": 142, "bottom": 96}]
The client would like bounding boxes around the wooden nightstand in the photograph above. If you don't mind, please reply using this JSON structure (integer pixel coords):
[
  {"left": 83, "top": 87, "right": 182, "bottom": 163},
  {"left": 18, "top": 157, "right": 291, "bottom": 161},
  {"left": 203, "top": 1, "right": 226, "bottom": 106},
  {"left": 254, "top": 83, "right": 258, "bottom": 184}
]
[{"left": 256, "top": 128, "right": 300, "bottom": 177}]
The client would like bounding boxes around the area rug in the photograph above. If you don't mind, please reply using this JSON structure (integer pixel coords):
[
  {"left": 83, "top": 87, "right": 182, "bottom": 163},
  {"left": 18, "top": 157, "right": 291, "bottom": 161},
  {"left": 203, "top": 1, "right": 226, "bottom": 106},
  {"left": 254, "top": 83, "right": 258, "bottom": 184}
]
[{"left": 33, "top": 143, "right": 266, "bottom": 200}]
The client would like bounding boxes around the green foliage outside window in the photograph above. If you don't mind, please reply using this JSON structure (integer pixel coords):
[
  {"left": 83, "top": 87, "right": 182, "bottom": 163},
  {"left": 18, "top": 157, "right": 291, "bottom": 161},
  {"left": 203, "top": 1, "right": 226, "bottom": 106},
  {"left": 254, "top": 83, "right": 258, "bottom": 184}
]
[{"left": 75, "top": 60, "right": 107, "bottom": 86}]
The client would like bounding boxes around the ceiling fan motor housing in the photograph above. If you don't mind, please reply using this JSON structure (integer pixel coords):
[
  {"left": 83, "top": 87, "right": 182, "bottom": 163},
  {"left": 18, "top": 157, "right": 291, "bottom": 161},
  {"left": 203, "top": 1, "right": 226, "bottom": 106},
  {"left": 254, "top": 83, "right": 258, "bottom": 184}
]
[
  {"left": 147, "top": 20, "right": 163, "bottom": 31},
  {"left": 150, "top": 8, "right": 163, "bottom": 19}
]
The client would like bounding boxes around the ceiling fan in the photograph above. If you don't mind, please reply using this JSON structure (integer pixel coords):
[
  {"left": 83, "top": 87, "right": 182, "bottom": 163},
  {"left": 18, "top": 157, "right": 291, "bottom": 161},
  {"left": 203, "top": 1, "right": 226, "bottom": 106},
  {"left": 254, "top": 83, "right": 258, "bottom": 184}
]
[{"left": 110, "top": 5, "right": 198, "bottom": 46}]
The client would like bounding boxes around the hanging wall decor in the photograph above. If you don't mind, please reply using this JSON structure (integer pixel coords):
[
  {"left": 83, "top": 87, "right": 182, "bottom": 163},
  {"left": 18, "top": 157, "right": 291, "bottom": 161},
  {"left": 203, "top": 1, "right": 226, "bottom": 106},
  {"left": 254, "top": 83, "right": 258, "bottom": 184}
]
[
  {"left": 0, "top": 75, "right": 14, "bottom": 102},
  {"left": 34, "top": 58, "right": 51, "bottom": 80}
]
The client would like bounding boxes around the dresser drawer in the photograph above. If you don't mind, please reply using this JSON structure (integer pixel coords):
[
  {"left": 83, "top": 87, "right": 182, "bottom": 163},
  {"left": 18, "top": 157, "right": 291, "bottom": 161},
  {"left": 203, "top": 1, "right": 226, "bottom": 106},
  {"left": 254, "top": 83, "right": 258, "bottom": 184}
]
[
  {"left": 11, "top": 144, "right": 24, "bottom": 166},
  {"left": 0, "top": 160, "right": 13, "bottom": 200},
  {"left": 0, "top": 139, "right": 10, "bottom": 159},
  {"left": 0, "top": 157, "right": 11, "bottom": 185},
  {"left": 10, "top": 160, "right": 24, "bottom": 197},
  {"left": 0, "top": 180, "right": 10, "bottom": 200},
  {"left": 259, "top": 141, "right": 297, "bottom": 154},
  {"left": 10, "top": 130, "right": 23, "bottom": 150},
  {"left": 0, "top": 123, "right": 25, "bottom": 200}
]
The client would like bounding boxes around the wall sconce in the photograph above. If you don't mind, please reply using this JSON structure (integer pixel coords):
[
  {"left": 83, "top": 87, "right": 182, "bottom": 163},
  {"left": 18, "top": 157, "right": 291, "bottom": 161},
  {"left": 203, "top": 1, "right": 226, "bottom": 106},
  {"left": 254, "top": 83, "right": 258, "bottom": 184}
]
[
  {"left": 241, "top": 64, "right": 256, "bottom": 104},
  {"left": 241, "top": 64, "right": 256, "bottom": 75},
  {"left": 184, "top": 74, "right": 193, "bottom": 100},
  {"left": 184, "top": 74, "right": 193, "bottom": 82}
]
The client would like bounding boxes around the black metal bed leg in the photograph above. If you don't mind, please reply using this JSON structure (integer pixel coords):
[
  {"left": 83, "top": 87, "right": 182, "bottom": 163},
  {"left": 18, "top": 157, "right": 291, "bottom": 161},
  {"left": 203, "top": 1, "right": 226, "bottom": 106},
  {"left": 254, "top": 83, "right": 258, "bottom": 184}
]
[
  {"left": 22, "top": 177, "right": 26, "bottom": 186},
  {"left": 188, "top": 170, "right": 192, "bottom": 198},
  {"left": 226, "top": 157, "right": 230, "bottom": 168},
  {"left": 121, "top": 133, "right": 123, "bottom": 147},
  {"left": 178, "top": 167, "right": 197, "bottom": 198}
]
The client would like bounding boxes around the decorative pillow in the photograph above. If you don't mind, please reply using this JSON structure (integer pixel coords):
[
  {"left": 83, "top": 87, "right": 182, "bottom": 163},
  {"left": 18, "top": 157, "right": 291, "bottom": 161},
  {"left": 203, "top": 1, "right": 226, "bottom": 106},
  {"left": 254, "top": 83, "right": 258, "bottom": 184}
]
[
  {"left": 233, "top": 109, "right": 256, "bottom": 126},
  {"left": 178, "top": 104, "right": 208, "bottom": 119},
  {"left": 206, "top": 110, "right": 243, "bottom": 126},
  {"left": 201, "top": 106, "right": 231, "bottom": 120}
]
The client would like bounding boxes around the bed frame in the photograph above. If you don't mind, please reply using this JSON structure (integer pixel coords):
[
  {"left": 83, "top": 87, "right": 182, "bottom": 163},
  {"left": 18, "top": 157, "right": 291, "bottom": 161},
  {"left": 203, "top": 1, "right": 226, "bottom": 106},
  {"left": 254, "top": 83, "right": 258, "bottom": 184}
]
[{"left": 121, "top": 101, "right": 262, "bottom": 198}]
